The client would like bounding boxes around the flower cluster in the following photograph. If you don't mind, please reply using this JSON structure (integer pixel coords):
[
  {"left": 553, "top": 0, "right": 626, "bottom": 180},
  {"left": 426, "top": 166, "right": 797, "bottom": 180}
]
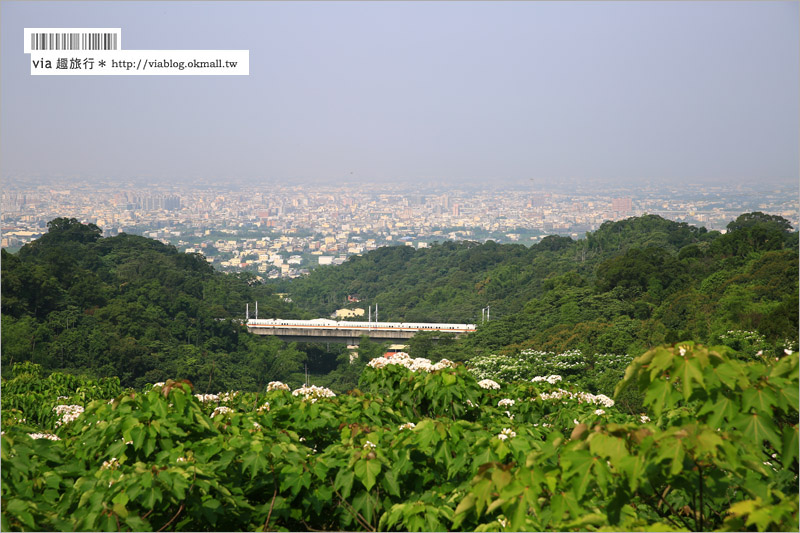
[
  {"left": 538, "top": 388, "right": 615, "bottom": 408},
  {"left": 292, "top": 385, "right": 336, "bottom": 402},
  {"left": 101, "top": 457, "right": 120, "bottom": 470},
  {"left": 469, "top": 350, "right": 633, "bottom": 383},
  {"left": 195, "top": 394, "right": 220, "bottom": 403},
  {"left": 367, "top": 352, "right": 456, "bottom": 372},
  {"left": 152, "top": 382, "right": 165, "bottom": 388},
  {"left": 267, "top": 381, "right": 290, "bottom": 392},
  {"left": 497, "top": 398, "right": 515, "bottom": 408},
  {"left": 211, "top": 406, "right": 234, "bottom": 417},
  {"left": 29, "top": 432, "right": 60, "bottom": 441},
  {"left": 53, "top": 404, "right": 84, "bottom": 427},
  {"left": 594, "top": 409, "right": 606, "bottom": 416},
  {"left": 497, "top": 428, "right": 516, "bottom": 441},
  {"left": 640, "top": 414, "right": 651, "bottom": 423},
  {"left": 257, "top": 402, "right": 270, "bottom": 413},
  {"left": 532, "top": 375, "right": 562, "bottom": 384},
  {"left": 398, "top": 422, "right": 416, "bottom": 431},
  {"left": 219, "top": 391, "right": 239, "bottom": 402},
  {"left": 477, "top": 379, "right": 501, "bottom": 390},
  {"left": 363, "top": 440, "right": 377, "bottom": 449}
]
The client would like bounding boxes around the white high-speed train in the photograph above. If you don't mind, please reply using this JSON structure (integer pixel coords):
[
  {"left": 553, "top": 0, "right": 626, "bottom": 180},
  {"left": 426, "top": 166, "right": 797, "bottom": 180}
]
[{"left": 247, "top": 318, "right": 476, "bottom": 333}]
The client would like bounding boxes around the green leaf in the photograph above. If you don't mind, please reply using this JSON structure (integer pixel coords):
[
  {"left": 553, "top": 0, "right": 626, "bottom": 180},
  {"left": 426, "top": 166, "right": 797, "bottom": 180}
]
[
  {"left": 588, "top": 433, "right": 628, "bottom": 466},
  {"left": 697, "top": 395, "right": 737, "bottom": 429},
  {"left": 364, "top": 459, "right": 381, "bottom": 491},
  {"left": 453, "top": 493, "right": 476, "bottom": 527},
  {"left": 674, "top": 357, "right": 704, "bottom": 402},
  {"left": 618, "top": 455, "right": 645, "bottom": 492},
  {"left": 644, "top": 380, "right": 675, "bottom": 417},
  {"left": 781, "top": 425, "right": 798, "bottom": 466},
  {"left": 742, "top": 387, "right": 777, "bottom": 414},
  {"left": 734, "top": 412, "right": 781, "bottom": 450},
  {"left": 648, "top": 348, "right": 674, "bottom": 380},
  {"left": 381, "top": 469, "right": 400, "bottom": 497},
  {"left": 656, "top": 438, "right": 685, "bottom": 476},
  {"left": 334, "top": 469, "right": 354, "bottom": 500}
]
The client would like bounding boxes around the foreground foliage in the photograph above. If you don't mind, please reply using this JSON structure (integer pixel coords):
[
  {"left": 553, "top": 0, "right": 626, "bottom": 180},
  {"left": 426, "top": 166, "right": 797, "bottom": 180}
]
[{"left": 2, "top": 344, "right": 797, "bottom": 531}]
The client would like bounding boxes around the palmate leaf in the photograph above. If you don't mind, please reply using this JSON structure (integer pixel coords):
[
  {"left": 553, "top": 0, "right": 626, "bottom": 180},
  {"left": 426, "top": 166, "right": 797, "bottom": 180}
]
[
  {"left": 588, "top": 433, "right": 629, "bottom": 467},
  {"left": 710, "top": 360, "right": 748, "bottom": 390},
  {"left": 673, "top": 357, "right": 704, "bottom": 402},
  {"left": 697, "top": 395, "right": 737, "bottom": 429},
  {"left": 561, "top": 450, "right": 595, "bottom": 499},
  {"left": 648, "top": 348, "right": 675, "bottom": 381},
  {"left": 644, "top": 379, "right": 678, "bottom": 417},
  {"left": 741, "top": 387, "right": 778, "bottom": 414},
  {"left": 655, "top": 437, "right": 685, "bottom": 476},
  {"left": 781, "top": 425, "right": 798, "bottom": 466},
  {"left": 733, "top": 412, "right": 781, "bottom": 450}
]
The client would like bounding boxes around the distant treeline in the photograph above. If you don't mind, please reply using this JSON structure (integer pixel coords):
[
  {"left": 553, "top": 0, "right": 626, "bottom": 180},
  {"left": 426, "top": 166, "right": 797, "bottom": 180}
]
[
  {"left": 275, "top": 212, "right": 798, "bottom": 361},
  {"left": 2, "top": 213, "right": 797, "bottom": 391}
]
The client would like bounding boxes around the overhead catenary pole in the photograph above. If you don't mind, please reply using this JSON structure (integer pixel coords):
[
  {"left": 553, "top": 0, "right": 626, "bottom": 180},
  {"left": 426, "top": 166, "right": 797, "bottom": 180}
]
[
  {"left": 255, "top": 301, "right": 258, "bottom": 319},
  {"left": 246, "top": 303, "right": 249, "bottom": 320}
]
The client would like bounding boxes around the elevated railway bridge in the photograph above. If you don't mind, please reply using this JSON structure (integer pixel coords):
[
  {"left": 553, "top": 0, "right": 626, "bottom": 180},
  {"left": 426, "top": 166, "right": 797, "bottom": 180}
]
[{"left": 246, "top": 318, "right": 476, "bottom": 345}]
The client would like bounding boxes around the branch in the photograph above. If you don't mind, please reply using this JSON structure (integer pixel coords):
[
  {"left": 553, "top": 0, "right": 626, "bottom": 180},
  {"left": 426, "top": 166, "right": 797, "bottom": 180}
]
[
  {"left": 262, "top": 486, "right": 278, "bottom": 532},
  {"left": 640, "top": 491, "right": 686, "bottom": 531},
  {"left": 330, "top": 482, "right": 375, "bottom": 532},
  {"left": 156, "top": 503, "right": 185, "bottom": 532},
  {"left": 648, "top": 480, "right": 694, "bottom": 531},
  {"left": 300, "top": 519, "right": 325, "bottom": 532}
]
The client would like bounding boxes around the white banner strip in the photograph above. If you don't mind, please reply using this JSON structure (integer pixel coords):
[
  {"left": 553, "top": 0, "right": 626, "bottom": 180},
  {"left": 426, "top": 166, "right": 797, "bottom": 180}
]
[{"left": 30, "top": 50, "right": 249, "bottom": 76}]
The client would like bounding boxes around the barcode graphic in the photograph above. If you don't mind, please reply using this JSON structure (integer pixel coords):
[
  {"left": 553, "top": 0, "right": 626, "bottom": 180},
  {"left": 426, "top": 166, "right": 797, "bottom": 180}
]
[{"left": 30, "top": 32, "right": 118, "bottom": 51}]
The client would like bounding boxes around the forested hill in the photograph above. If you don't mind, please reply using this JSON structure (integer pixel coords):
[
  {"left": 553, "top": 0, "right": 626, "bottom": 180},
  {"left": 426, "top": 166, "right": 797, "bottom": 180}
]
[
  {"left": 2, "top": 213, "right": 797, "bottom": 390},
  {"left": 1, "top": 218, "right": 308, "bottom": 389},
  {"left": 277, "top": 212, "right": 798, "bottom": 358}
]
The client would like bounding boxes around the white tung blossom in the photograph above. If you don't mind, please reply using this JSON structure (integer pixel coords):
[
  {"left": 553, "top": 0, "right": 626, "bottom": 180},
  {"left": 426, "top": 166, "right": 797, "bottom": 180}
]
[
  {"left": 29, "top": 432, "right": 60, "bottom": 441},
  {"left": 363, "top": 440, "right": 377, "bottom": 449},
  {"left": 257, "top": 402, "right": 270, "bottom": 413},
  {"left": 292, "top": 385, "right": 336, "bottom": 401},
  {"left": 211, "top": 406, "right": 234, "bottom": 417},
  {"left": 399, "top": 422, "right": 416, "bottom": 431},
  {"left": 594, "top": 409, "right": 606, "bottom": 416},
  {"left": 497, "top": 428, "right": 516, "bottom": 441},
  {"left": 195, "top": 393, "right": 220, "bottom": 403},
  {"left": 497, "top": 398, "right": 515, "bottom": 408},
  {"left": 538, "top": 388, "right": 615, "bottom": 408},
  {"left": 367, "top": 352, "right": 456, "bottom": 373},
  {"left": 478, "top": 379, "right": 501, "bottom": 390},
  {"left": 531, "top": 375, "right": 562, "bottom": 384},
  {"left": 53, "top": 404, "right": 83, "bottom": 427},
  {"left": 101, "top": 457, "right": 120, "bottom": 470},
  {"left": 267, "top": 381, "right": 291, "bottom": 392},
  {"left": 640, "top": 414, "right": 651, "bottom": 423}
]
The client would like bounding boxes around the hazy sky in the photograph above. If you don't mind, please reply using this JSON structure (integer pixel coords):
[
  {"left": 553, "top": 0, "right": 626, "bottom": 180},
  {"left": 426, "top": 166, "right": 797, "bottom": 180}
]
[{"left": 1, "top": 1, "right": 798, "bottom": 187}]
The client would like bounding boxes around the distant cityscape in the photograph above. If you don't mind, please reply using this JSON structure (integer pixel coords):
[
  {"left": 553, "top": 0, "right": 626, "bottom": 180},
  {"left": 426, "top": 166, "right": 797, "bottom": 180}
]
[{"left": 2, "top": 179, "right": 797, "bottom": 279}]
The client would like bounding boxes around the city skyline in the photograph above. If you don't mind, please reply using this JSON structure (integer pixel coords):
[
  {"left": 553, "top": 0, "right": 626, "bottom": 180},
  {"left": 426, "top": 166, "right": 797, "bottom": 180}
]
[{"left": 1, "top": 1, "right": 798, "bottom": 187}]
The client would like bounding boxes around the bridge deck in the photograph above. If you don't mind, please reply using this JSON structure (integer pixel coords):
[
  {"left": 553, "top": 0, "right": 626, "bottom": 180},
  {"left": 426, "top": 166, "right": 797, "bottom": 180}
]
[{"left": 247, "top": 318, "right": 475, "bottom": 344}]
